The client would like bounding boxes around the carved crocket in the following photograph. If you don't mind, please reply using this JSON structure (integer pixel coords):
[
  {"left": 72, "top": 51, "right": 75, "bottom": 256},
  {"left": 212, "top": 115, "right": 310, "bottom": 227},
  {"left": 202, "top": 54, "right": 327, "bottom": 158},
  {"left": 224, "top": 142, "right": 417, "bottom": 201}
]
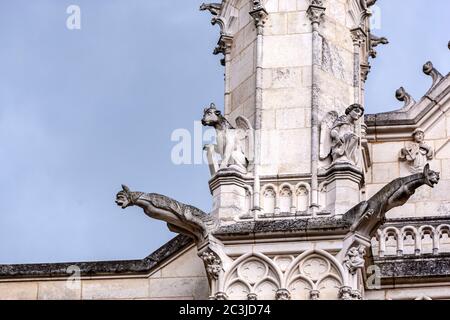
[
  {"left": 115, "top": 185, "right": 215, "bottom": 241},
  {"left": 343, "top": 164, "right": 440, "bottom": 238}
]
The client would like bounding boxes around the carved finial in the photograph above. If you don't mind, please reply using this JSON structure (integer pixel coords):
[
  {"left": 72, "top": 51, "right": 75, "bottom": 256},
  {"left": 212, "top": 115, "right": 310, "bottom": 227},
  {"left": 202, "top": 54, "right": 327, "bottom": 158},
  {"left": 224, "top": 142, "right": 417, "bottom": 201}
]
[
  {"left": 423, "top": 61, "right": 444, "bottom": 91},
  {"left": 395, "top": 87, "right": 416, "bottom": 110}
]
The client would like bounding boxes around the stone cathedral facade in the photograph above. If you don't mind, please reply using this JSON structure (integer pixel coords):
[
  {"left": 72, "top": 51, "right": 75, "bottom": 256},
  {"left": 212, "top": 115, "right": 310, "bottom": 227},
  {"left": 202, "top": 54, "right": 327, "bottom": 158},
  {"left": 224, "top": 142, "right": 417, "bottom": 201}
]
[{"left": 0, "top": 0, "right": 449, "bottom": 300}]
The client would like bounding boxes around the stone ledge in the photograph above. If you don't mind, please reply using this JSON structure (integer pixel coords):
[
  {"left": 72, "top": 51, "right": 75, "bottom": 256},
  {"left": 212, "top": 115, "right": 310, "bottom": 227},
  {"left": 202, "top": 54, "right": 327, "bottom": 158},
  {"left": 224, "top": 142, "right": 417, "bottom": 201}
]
[
  {"left": 213, "top": 217, "right": 351, "bottom": 238},
  {"left": 375, "top": 254, "right": 450, "bottom": 284},
  {"left": 0, "top": 235, "right": 193, "bottom": 279}
]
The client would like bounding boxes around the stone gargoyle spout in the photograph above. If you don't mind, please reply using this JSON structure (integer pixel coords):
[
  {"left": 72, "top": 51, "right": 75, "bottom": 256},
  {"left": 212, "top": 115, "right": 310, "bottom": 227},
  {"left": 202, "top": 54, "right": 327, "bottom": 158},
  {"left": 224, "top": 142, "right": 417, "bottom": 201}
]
[
  {"left": 343, "top": 164, "right": 440, "bottom": 238},
  {"left": 115, "top": 185, "right": 215, "bottom": 242}
]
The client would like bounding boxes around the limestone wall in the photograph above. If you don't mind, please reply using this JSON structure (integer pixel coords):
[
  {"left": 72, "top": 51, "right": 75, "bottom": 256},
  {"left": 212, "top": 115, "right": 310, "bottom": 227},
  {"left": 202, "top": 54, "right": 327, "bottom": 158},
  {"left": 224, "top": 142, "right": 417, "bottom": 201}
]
[{"left": 0, "top": 246, "right": 209, "bottom": 300}]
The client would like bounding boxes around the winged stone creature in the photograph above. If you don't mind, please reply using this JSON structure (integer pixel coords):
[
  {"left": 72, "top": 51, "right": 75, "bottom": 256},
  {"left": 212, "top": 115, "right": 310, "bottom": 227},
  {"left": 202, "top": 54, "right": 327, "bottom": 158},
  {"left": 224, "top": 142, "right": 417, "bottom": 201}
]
[
  {"left": 201, "top": 103, "right": 254, "bottom": 176},
  {"left": 319, "top": 104, "right": 364, "bottom": 166}
]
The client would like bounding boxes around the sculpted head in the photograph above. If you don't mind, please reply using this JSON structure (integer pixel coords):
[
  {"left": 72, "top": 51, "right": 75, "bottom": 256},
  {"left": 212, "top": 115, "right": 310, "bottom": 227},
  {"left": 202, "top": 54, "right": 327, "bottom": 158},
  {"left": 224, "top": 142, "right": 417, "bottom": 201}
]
[
  {"left": 423, "top": 164, "right": 440, "bottom": 187},
  {"left": 345, "top": 104, "right": 364, "bottom": 122},
  {"left": 201, "top": 103, "right": 223, "bottom": 127},
  {"left": 413, "top": 128, "right": 425, "bottom": 143},
  {"left": 115, "top": 185, "right": 133, "bottom": 209}
]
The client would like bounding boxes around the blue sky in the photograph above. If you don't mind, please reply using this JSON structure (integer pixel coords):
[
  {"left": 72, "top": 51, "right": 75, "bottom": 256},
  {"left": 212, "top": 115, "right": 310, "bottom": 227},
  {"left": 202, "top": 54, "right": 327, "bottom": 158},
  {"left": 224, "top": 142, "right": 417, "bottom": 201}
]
[{"left": 0, "top": 0, "right": 448, "bottom": 264}]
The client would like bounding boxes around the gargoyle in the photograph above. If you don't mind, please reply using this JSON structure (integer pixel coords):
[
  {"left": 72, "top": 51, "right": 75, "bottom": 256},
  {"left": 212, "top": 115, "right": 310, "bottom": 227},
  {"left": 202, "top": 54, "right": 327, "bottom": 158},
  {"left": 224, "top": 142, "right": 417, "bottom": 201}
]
[
  {"left": 199, "top": 3, "right": 222, "bottom": 16},
  {"left": 115, "top": 185, "right": 215, "bottom": 241},
  {"left": 343, "top": 164, "right": 440, "bottom": 239},
  {"left": 369, "top": 34, "right": 388, "bottom": 58},
  {"left": 202, "top": 103, "right": 254, "bottom": 175}
]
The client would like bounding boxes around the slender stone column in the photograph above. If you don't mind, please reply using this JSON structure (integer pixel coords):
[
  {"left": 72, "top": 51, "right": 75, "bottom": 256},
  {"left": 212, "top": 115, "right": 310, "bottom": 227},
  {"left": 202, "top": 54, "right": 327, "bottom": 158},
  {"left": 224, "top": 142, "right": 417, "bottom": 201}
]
[
  {"left": 307, "top": 2, "right": 326, "bottom": 213},
  {"left": 351, "top": 28, "right": 365, "bottom": 105},
  {"left": 250, "top": 2, "right": 268, "bottom": 214},
  {"left": 221, "top": 35, "right": 233, "bottom": 117}
]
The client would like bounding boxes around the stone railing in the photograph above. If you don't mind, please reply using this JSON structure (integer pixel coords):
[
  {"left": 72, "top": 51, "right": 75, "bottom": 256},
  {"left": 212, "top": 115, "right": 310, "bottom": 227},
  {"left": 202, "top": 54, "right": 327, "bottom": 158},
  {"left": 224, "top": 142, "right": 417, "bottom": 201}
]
[{"left": 371, "top": 217, "right": 450, "bottom": 257}]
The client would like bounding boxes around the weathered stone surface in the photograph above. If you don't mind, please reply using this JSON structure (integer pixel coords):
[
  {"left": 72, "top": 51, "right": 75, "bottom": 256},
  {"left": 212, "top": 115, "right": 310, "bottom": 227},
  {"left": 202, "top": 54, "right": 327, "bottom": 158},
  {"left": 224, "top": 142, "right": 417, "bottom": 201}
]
[
  {"left": 375, "top": 254, "right": 450, "bottom": 280},
  {"left": 213, "top": 217, "right": 351, "bottom": 237}
]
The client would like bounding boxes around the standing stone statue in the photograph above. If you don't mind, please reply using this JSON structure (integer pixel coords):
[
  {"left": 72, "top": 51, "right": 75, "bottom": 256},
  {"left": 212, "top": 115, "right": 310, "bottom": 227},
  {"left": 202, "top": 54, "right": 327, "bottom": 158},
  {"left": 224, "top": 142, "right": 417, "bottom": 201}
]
[
  {"left": 399, "top": 128, "right": 434, "bottom": 173},
  {"left": 320, "top": 104, "right": 365, "bottom": 166},
  {"left": 201, "top": 103, "right": 254, "bottom": 175}
]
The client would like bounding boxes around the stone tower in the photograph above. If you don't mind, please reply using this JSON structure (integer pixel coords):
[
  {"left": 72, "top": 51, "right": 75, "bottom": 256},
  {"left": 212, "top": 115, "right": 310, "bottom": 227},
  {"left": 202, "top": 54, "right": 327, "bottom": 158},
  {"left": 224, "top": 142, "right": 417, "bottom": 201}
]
[
  {"left": 0, "top": 0, "right": 449, "bottom": 301},
  {"left": 109, "top": 0, "right": 442, "bottom": 301},
  {"left": 201, "top": 0, "right": 380, "bottom": 225},
  {"left": 193, "top": 0, "right": 406, "bottom": 300}
]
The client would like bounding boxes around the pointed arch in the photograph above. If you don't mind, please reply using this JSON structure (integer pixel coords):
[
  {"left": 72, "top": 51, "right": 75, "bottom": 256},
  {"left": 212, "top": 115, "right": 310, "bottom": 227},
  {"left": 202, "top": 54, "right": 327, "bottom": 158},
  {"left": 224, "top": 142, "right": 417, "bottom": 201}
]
[
  {"left": 222, "top": 252, "right": 283, "bottom": 296},
  {"left": 283, "top": 249, "right": 347, "bottom": 288}
]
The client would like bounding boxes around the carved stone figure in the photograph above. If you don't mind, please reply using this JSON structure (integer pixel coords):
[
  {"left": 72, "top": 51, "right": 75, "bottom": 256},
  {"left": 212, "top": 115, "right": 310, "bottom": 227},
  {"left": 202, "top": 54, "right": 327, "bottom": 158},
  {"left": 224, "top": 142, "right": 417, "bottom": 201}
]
[
  {"left": 310, "top": 290, "right": 320, "bottom": 300},
  {"left": 275, "top": 289, "right": 291, "bottom": 300},
  {"left": 344, "top": 164, "right": 440, "bottom": 238},
  {"left": 115, "top": 185, "right": 215, "bottom": 241},
  {"left": 201, "top": 251, "right": 222, "bottom": 280},
  {"left": 338, "top": 286, "right": 353, "bottom": 300},
  {"left": 344, "top": 245, "right": 366, "bottom": 274},
  {"left": 369, "top": 34, "right": 389, "bottom": 58},
  {"left": 247, "top": 293, "right": 258, "bottom": 300},
  {"left": 199, "top": 3, "right": 222, "bottom": 16},
  {"left": 202, "top": 103, "right": 254, "bottom": 175},
  {"left": 400, "top": 128, "right": 434, "bottom": 173},
  {"left": 320, "top": 104, "right": 364, "bottom": 166}
]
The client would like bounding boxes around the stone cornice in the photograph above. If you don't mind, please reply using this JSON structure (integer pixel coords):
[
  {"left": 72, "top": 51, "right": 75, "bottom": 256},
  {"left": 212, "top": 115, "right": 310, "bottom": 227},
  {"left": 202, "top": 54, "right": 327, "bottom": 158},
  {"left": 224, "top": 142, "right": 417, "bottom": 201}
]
[
  {"left": 365, "top": 72, "right": 450, "bottom": 141},
  {"left": 213, "top": 217, "right": 352, "bottom": 240}
]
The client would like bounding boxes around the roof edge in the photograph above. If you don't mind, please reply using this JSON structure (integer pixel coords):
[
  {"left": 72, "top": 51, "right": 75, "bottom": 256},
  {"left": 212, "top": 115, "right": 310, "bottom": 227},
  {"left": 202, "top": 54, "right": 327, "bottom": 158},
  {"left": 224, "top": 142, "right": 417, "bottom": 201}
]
[{"left": 0, "top": 234, "right": 193, "bottom": 280}]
